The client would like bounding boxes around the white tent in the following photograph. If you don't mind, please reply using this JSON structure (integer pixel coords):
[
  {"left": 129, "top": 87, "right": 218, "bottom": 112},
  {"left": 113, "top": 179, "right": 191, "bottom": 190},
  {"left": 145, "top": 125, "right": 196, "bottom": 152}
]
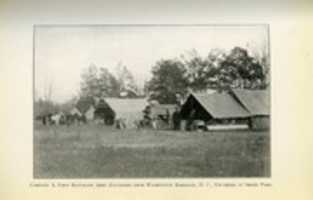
[
  {"left": 85, "top": 105, "right": 96, "bottom": 121},
  {"left": 104, "top": 98, "right": 147, "bottom": 129}
]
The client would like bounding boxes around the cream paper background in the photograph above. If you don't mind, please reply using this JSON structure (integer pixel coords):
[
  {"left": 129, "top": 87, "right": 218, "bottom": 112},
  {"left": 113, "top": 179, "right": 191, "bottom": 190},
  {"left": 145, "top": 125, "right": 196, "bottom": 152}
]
[{"left": 0, "top": 0, "right": 312, "bottom": 199}]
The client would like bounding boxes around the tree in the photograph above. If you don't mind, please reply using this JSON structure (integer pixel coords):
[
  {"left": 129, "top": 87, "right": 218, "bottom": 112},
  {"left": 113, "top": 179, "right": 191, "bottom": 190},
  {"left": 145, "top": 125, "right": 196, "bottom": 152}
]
[
  {"left": 217, "top": 47, "right": 267, "bottom": 90},
  {"left": 80, "top": 63, "right": 120, "bottom": 98},
  {"left": 98, "top": 67, "right": 120, "bottom": 97},
  {"left": 115, "top": 63, "right": 139, "bottom": 97},
  {"left": 80, "top": 63, "right": 100, "bottom": 97},
  {"left": 146, "top": 59, "right": 188, "bottom": 104},
  {"left": 180, "top": 47, "right": 268, "bottom": 92},
  {"left": 181, "top": 49, "right": 226, "bottom": 91}
]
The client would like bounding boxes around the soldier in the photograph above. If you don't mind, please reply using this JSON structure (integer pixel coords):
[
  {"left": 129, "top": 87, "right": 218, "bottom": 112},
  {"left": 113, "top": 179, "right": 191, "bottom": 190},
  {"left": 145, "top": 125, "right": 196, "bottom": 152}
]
[{"left": 172, "top": 106, "right": 180, "bottom": 130}]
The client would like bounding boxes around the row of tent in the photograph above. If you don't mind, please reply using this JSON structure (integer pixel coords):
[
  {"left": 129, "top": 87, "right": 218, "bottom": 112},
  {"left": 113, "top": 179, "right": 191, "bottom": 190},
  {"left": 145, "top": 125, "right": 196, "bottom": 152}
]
[
  {"left": 36, "top": 88, "right": 269, "bottom": 130},
  {"left": 69, "top": 97, "right": 148, "bottom": 128},
  {"left": 180, "top": 89, "right": 270, "bottom": 130},
  {"left": 67, "top": 88, "right": 269, "bottom": 130}
]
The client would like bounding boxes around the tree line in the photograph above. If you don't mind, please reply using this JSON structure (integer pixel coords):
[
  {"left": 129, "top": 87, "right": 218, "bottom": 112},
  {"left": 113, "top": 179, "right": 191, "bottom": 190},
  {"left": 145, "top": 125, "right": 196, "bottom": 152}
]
[
  {"left": 145, "top": 46, "right": 269, "bottom": 104},
  {"left": 35, "top": 45, "right": 269, "bottom": 115},
  {"left": 80, "top": 62, "right": 140, "bottom": 98}
]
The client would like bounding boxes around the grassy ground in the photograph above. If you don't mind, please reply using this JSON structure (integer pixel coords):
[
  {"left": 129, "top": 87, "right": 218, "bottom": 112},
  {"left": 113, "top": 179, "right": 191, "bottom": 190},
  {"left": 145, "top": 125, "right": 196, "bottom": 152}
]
[{"left": 34, "top": 122, "right": 270, "bottom": 178}]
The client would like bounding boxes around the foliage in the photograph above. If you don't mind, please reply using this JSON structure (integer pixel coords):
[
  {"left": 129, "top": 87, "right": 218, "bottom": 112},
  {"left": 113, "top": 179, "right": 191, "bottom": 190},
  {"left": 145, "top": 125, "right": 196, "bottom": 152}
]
[
  {"left": 115, "top": 62, "right": 140, "bottom": 96},
  {"left": 146, "top": 59, "right": 188, "bottom": 104},
  {"left": 34, "top": 98, "right": 59, "bottom": 116},
  {"left": 146, "top": 47, "right": 269, "bottom": 104},
  {"left": 217, "top": 47, "right": 267, "bottom": 90},
  {"left": 80, "top": 64, "right": 124, "bottom": 98},
  {"left": 182, "top": 49, "right": 226, "bottom": 91},
  {"left": 80, "top": 64, "right": 101, "bottom": 97},
  {"left": 98, "top": 67, "right": 120, "bottom": 97}
]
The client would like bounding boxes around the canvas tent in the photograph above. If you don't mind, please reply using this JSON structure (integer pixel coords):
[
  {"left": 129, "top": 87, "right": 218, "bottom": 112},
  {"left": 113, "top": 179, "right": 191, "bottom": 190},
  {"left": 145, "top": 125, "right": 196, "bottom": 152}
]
[
  {"left": 94, "top": 99, "right": 115, "bottom": 124},
  {"left": 76, "top": 96, "right": 94, "bottom": 112},
  {"left": 180, "top": 89, "right": 270, "bottom": 130},
  {"left": 84, "top": 105, "right": 96, "bottom": 121},
  {"left": 181, "top": 92, "right": 250, "bottom": 120},
  {"left": 230, "top": 89, "right": 270, "bottom": 116},
  {"left": 180, "top": 92, "right": 252, "bottom": 130},
  {"left": 104, "top": 98, "right": 147, "bottom": 129},
  {"left": 73, "top": 96, "right": 97, "bottom": 121},
  {"left": 230, "top": 89, "right": 270, "bottom": 130},
  {"left": 150, "top": 104, "right": 177, "bottom": 119}
]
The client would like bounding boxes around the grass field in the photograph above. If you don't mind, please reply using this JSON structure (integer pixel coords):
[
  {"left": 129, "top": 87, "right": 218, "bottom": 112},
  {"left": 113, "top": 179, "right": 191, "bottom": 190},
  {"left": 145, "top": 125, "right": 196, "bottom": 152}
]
[{"left": 34, "top": 123, "right": 270, "bottom": 178}]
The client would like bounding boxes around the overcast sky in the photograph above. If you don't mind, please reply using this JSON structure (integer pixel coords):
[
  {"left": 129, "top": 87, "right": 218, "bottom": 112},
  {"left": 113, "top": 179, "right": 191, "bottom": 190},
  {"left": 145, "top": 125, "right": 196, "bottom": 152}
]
[{"left": 34, "top": 25, "right": 269, "bottom": 103}]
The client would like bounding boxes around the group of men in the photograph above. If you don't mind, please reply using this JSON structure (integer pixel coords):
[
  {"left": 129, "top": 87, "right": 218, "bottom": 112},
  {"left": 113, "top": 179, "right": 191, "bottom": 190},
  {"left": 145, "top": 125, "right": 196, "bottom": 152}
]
[{"left": 37, "top": 112, "right": 87, "bottom": 126}]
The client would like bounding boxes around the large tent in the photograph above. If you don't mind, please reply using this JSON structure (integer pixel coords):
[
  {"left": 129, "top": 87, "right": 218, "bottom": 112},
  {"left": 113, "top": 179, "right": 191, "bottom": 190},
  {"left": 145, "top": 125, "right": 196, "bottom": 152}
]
[
  {"left": 180, "top": 89, "right": 270, "bottom": 130},
  {"left": 230, "top": 89, "right": 270, "bottom": 130},
  {"left": 104, "top": 98, "right": 148, "bottom": 128},
  {"left": 180, "top": 92, "right": 250, "bottom": 121},
  {"left": 230, "top": 89, "right": 270, "bottom": 116}
]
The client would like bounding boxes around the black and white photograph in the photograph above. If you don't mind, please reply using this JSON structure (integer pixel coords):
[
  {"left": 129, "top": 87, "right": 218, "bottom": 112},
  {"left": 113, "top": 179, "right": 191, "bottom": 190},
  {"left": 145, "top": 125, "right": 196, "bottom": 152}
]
[{"left": 33, "top": 25, "right": 270, "bottom": 178}]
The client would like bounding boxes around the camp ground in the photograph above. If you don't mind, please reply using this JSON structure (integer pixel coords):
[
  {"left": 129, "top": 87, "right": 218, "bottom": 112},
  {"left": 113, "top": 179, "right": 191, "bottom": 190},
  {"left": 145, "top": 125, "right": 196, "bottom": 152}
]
[
  {"left": 34, "top": 92, "right": 270, "bottom": 179},
  {"left": 33, "top": 25, "right": 270, "bottom": 178},
  {"left": 34, "top": 88, "right": 271, "bottom": 178},
  {"left": 35, "top": 89, "right": 270, "bottom": 131}
]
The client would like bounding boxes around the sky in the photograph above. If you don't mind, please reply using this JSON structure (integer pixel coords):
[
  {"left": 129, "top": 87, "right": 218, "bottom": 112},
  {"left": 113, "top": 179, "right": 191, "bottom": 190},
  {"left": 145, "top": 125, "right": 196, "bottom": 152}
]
[{"left": 34, "top": 25, "right": 269, "bottom": 103}]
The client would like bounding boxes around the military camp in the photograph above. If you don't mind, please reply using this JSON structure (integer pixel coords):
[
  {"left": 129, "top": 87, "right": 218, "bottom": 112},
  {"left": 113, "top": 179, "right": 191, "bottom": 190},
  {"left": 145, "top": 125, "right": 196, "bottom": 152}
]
[{"left": 34, "top": 26, "right": 270, "bottom": 178}]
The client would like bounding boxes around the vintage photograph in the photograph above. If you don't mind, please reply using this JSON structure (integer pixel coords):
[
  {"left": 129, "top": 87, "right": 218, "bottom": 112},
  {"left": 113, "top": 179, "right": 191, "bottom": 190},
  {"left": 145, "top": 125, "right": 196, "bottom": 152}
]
[{"left": 33, "top": 25, "right": 270, "bottom": 178}]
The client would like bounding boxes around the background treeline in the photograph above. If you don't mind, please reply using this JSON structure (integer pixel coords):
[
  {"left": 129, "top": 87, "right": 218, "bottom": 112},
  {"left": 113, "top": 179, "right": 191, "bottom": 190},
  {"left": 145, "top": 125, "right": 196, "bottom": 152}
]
[
  {"left": 145, "top": 46, "right": 269, "bottom": 104},
  {"left": 35, "top": 46, "right": 269, "bottom": 115}
]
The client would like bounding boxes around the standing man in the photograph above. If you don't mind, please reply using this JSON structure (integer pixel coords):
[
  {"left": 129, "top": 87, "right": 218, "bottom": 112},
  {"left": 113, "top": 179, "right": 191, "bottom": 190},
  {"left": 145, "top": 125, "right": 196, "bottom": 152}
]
[{"left": 172, "top": 106, "right": 180, "bottom": 130}]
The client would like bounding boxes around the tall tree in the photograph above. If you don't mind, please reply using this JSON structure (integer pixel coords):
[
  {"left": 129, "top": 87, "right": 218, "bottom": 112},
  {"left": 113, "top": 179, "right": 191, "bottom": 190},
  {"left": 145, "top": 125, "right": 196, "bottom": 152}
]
[
  {"left": 98, "top": 67, "right": 120, "bottom": 97},
  {"left": 80, "top": 63, "right": 100, "bottom": 97},
  {"left": 80, "top": 63, "right": 120, "bottom": 98},
  {"left": 218, "top": 46, "right": 267, "bottom": 90},
  {"left": 115, "top": 63, "right": 139, "bottom": 97},
  {"left": 146, "top": 59, "right": 188, "bottom": 104},
  {"left": 181, "top": 49, "right": 226, "bottom": 91}
]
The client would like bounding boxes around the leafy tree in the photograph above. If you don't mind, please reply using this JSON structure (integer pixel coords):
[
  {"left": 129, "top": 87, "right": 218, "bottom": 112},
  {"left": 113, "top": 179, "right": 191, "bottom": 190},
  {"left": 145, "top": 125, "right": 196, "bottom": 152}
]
[
  {"left": 181, "top": 49, "right": 226, "bottom": 91},
  {"left": 80, "top": 63, "right": 120, "bottom": 98},
  {"left": 80, "top": 63, "right": 100, "bottom": 97},
  {"left": 115, "top": 63, "right": 139, "bottom": 96},
  {"left": 217, "top": 47, "right": 267, "bottom": 90},
  {"left": 98, "top": 67, "right": 120, "bottom": 97},
  {"left": 146, "top": 59, "right": 188, "bottom": 104},
  {"left": 180, "top": 47, "right": 268, "bottom": 92}
]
